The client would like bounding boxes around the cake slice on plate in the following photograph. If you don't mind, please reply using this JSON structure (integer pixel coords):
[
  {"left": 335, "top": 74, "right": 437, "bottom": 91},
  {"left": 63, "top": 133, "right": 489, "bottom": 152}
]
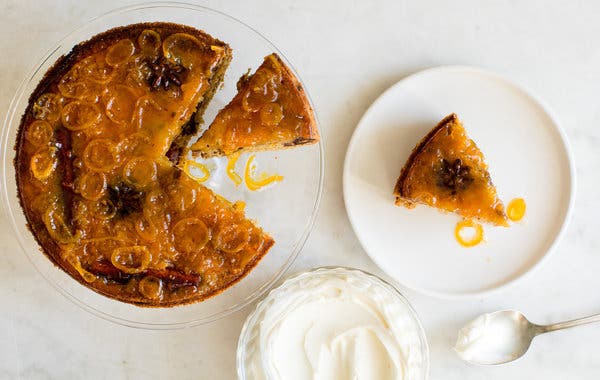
[
  {"left": 190, "top": 53, "right": 319, "bottom": 158},
  {"left": 394, "top": 113, "right": 508, "bottom": 226}
]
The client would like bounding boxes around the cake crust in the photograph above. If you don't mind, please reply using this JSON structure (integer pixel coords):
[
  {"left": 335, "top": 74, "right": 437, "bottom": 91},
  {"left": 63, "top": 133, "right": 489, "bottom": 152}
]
[{"left": 394, "top": 114, "right": 458, "bottom": 201}]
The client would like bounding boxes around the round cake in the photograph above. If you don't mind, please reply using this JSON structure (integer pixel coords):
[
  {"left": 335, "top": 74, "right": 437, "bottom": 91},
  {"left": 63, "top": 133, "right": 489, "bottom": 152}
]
[{"left": 13, "top": 22, "right": 279, "bottom": 306}]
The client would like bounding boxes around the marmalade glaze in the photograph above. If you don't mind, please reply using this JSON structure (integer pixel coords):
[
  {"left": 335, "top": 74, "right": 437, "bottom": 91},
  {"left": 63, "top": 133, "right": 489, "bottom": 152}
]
[
  {"left": 507, "top": 198, "right": 526, "bottom": 222},
  {"left": 15, "top": 23, "right": 275, "bottom": 306},
  {"left": 191, "top": 53, "right": 319, "bottom": 158}
]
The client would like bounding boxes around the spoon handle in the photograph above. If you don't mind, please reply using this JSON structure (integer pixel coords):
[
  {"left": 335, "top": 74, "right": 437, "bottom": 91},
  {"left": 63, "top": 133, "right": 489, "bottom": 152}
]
[{"left": 540, "top": 313, "right": 600, "bottom": 333}]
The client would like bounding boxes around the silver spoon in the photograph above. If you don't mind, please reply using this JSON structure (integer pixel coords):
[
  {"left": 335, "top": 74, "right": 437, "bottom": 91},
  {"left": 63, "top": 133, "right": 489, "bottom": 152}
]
[{"left": 454, "top": 310, "right": 600, "bottom": 365}]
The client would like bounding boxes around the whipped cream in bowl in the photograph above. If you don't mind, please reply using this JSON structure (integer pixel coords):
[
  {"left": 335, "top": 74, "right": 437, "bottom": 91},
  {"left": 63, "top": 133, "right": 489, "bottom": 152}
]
[{"left": 237, "top": 267, "right": 429, "bottom": 380}]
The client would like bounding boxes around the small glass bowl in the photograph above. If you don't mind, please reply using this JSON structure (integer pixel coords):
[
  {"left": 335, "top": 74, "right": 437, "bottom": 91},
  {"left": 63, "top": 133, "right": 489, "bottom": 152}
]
[
  {"left": 237, "top": 267, "right": 430, "bottom": 379},
  {"left": 1, "top": 2, "right": 323, "bottom": 329}
]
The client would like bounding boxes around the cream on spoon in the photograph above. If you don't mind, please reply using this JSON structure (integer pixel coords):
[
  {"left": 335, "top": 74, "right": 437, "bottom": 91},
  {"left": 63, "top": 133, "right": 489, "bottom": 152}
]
[{"left": 454, "top": 310, "right": 600, "bottom": 365}]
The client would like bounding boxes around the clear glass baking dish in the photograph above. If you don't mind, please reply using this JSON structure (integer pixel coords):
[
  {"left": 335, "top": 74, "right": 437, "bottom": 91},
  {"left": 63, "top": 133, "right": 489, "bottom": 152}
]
[{"left": 1, "top": 2, "right": 323, "bottom": 329}]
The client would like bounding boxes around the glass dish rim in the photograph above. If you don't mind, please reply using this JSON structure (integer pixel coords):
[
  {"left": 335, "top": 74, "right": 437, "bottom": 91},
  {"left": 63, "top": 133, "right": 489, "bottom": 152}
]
[
  {"left": 236, "top": 266, "right": 431, "bottom": 379},
  {"left": 1, "top": 1, "right": 324, "bottom": 329}
]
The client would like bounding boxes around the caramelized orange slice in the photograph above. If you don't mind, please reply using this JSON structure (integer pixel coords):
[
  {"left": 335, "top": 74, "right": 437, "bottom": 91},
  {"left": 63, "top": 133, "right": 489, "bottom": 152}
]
[
  {"left": 26, "top": 120, "right": 54, "bottom": 147},
  {"left": 455, "top": 219, "right": 484, "bottom": 247}
]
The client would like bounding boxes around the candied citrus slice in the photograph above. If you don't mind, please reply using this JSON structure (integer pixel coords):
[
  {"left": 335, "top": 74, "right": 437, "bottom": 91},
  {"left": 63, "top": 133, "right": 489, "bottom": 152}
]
[
  {"left": 279, "top": 114, "right": 304, "bottom": 132},
  {"left": 32, "top": 93, "right": 62, "bottom": 123},
  {"left": 30, "top": 147, "right": 57, "bottom": 180},
  {"left": 64, "top": 254, "right": 97, "bottom": 283},
  {"left": 183, "top": 160, "right": 210, "bottom": 183},
  {"left": 43, "top": 207, "right": 77, "bottom": 244},
  {"left": 214, "top": 223, "right": 250, "bottom": 253},
  {"left": 255, "top": 62, "right": 282, "bottom": 84},
  {"left": 133, "top": 95, "right": 164, "bottom": 131},
  {"left": 242, "top": 81, "right": 277, "bottom": 112},
  {"left": 172, "top": 218, "right": 210, "bottom": 253},
  {"left": 79, "top": 81, "right": 106, "bottom": 105},
  {"left": 26, "top": 120, "right": 54, "bottom": 147},
  {"left": 93, "top": 198, "right": 117, "bottom": 220},
  {"left": 77, "top": 171, "right": 106, "bottom": 201},
  {"left": 244, "top": 154, "right": 283, "bottom": 191},
  {"left": 167, "top": 183, "right": 197, "bottom": 212},
  {"left": 139, "top": 276, "right": 163, "bottom": 299},
  {"left": 82, "top": 139, "right": 118, "bottom": 172},
  {"left": 135, "top": 216, "right": 157, "bottom": 242},
  {"left": 61, "top": 101, "right": 101, "bottom": 131},
  {"left": 104, "top": 85, "right": 138, "bottom": 125},
  {"left": 123, "top": 157, "right": 157, "bottom": 187},
  {"left": 455, "top": 219, "right": 484, "bottom": 248},
  {"left": 105, "top": 39, "right": 136, "bottom": 67},
  {"left": 143, "top": 189, "right": 166, "bottom": 219},
  {"left": 124, "top": 54, "right": 153, "bottom": 88},
  {"left": 259, "top": 102, "right": 284, "bottom": 127},
  {"left": 138, "top": 29, "right": 161, "bottom": 56},
  {"left": 111, "top": 245, "right": 151, "bottom": 274},
  {"left": 118, "top": 133, "right": 153, "bottom": 156},
  {"left": 247, "top": 227, "right": 266, "bottom": 252},
  {"left": 81, "top": 55, "right": 114, "bottom": 83},
  {"left": 162, "top": 33, "right": 204, "bottom": 69},
  {"left": 58, "top": 66, "right": 87, "bottom": 98}
]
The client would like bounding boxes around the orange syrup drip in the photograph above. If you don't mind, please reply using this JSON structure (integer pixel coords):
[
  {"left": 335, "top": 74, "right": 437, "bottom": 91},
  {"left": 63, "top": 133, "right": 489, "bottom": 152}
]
[
  {"left": 507, "top": 198, "right": 526, "bottom": 222},
  {"left": 183, "top": 160, "right": 210, "bottom": 183}
]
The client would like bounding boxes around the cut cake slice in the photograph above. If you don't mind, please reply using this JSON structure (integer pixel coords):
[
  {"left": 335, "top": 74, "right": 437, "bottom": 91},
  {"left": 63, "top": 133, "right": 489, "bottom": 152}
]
[
  {"left": 394, "top": 113, "right": 508, "bottom": 226},
  {"left": 191, "top": 53, "right": 319, "bottom": 158}
]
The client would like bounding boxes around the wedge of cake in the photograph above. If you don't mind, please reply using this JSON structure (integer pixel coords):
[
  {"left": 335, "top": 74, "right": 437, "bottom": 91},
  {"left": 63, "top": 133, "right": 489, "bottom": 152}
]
[
  {"left": 15, "top": 23, "right": 274, "bottom": 306},
  {"left": 394, "top": 114, "right": 508, "bottom": 226},
  {"left": 190, "top": 53, "right": 319, "bottom": 158}
]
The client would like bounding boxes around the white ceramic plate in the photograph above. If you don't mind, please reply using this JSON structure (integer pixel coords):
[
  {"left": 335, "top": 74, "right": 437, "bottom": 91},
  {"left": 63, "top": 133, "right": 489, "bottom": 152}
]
[{"left": 343, "top": 66, "right": 574, "bottom": 298}]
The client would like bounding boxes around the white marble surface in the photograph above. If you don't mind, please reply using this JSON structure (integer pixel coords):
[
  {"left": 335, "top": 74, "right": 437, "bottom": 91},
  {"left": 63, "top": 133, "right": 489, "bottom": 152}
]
[{"left": 2, "top": 0, "right": 600, "bottom": 378}]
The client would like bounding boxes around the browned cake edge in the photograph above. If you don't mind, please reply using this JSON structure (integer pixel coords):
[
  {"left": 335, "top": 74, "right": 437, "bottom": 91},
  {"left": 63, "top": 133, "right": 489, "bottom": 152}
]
[
  {"left": 273, "top": 52, "right": 319, "bottom": 143},
  {"left": 192, "top": 52, "right": 319, "bottom": 158},
  {"left": 13, "top": 22, "right": 273, "bottom": 308},
  {"left": 94, "top": 216, "right": 275, "bottom": 307},
  {"left": 393, "top": 113, "right": 458, "bottom": 205}
]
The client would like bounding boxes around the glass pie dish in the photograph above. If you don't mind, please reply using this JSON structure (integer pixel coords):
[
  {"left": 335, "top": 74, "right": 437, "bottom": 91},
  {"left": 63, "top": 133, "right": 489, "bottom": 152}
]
[{"left": 1, "top": 2, "right": 323, "bottom": 328}]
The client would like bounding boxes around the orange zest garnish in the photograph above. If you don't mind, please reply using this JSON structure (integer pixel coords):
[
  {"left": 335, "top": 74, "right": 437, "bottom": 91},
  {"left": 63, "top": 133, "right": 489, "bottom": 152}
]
[
  {"left": 455, "top": 219, "right": 484, "bottom": 248},
  {"left": 226, "top": 151, "right": 243, "bottom": 186},
  {"left": 507, "top": 198, "right": 526, "bottom": 222},
  {"left": 183, "top": 160, "right": 210, "bottom": 182},
  {"left": 244, "top": 154, "right": 283, "bottom": 191}
]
